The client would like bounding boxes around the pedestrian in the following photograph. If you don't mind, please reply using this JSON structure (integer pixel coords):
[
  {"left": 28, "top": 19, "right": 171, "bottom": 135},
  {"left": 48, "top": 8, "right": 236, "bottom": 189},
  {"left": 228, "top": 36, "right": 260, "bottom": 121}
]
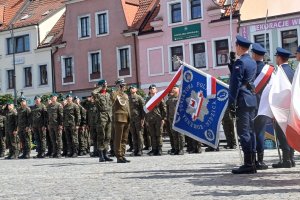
[
  {"left": 47, "top": 93, "right": 63, "bottom": 158},
  {"left": 272, "top": 47, "right": 295, "bottom": 168},
  {"left": 145, "top": 84, "right": 166, "bottom": 156},
  {"left": 63, "top": 94, "right": 81, "bottom": 158},
  {"left": 92, "top": 79, "right": 113, "bottom": 162},
  {"left": 129, "top": 84, "right": 145, "bottom": 156},
  {"left": 112, "top": 79, "right": 131, "bottom": 163},
  {"left": 31, "top": 95, "right": 47, "bottom": 158},
  {"left": 17, "top": 97, "right": 32, "bottom": 159},
  {"left": 229, "top": 35, "right": 257, "bottom": 174}
]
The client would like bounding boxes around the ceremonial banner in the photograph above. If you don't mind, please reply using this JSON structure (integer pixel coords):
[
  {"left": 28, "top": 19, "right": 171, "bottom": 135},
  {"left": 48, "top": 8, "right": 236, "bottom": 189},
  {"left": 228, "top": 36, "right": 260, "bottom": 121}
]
[{"left": 173, "top": 65, "right": 229, "bottom": 148}]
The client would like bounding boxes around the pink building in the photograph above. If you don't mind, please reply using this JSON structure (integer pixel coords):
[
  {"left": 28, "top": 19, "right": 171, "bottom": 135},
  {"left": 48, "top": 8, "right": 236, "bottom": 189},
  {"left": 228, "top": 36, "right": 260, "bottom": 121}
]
[
  {"left": 136, "top": 0, "right": 242, "bottom": 90},
  {"left": 52, "top": 0, "right": 149, "bottom": 97}
]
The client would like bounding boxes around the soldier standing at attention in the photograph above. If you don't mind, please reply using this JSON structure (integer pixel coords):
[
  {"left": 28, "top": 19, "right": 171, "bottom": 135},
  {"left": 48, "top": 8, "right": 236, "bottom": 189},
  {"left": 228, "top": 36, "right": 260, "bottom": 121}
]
[
  {"left": 145, "top": 84, "right": 166, "bottom": 156},
  {"left": 92, "top": 80, "right": 113, "bottom": 162},
  {"left": 5, "top": 101, "right": 18, "bottom": 159},
  {"left": 17, "top": 97, "right": 32, "bottom": 159},
  {"left": 63, "top": 94, "right": 81, "bottom": 158},
  {"left": 166, "top": 85, "right": 185, "bottom": 155},
  {"left": 31, "top": 95, "right": 48, "bottom": 158},
  {"left": 112, "top": 79, "right": 131, "bottom": 163},
  {"left": 47, "top": 93, "right": 63, "bottom": 158},
  {"left": 74, "top": 96, "right": 88, "bottom": 156},
  {"left": 129, "top": 84, "right": 145, "bottom": 156},
  {"left": 229, "top": 36, "right": 257, "bottom": 174},
  {"left": 87, "top": 96, "right": 98, "bottom": 157},
  {"left": 45, "top": 98, "right": 53, "bottom": 157},
  {"left": 0, "top": 107, "right": 6, "bottom": 157},
  {"left": 272, "top": 47, "right": 295, "bottom": 168}
]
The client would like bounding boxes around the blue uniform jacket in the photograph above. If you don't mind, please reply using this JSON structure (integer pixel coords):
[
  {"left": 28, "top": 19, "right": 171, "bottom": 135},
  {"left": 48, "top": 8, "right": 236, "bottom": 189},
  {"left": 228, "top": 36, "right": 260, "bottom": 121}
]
[
  {"left": 229, "top": 53, "right": 257, "bottom": 108},
  {"left": 281, "top": 63, "right": 294, "bottom": 84}
]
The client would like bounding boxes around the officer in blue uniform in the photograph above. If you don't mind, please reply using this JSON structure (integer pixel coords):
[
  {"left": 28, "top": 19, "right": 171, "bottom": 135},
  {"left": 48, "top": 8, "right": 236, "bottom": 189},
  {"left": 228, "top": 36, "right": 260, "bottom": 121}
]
[
  {"left": 251, "top": 43, "right": 271, "bottom": 170},
  {"left": 229, "top": 35, "right": 257, "bottom": 174},
  {"left": 272, "top": 47, "right": 295, "bottom": 168}
]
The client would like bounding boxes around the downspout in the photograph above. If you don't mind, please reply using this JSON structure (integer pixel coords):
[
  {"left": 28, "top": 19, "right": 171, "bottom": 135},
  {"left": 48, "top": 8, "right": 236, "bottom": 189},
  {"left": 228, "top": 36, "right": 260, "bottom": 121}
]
[
  {"left": 133, "top": 33, "right": 140, "bottom": 88},
  {"left": 51, "top": 47, "right": 58, "bottom": 93},
  {"left": 37, "top": 24, "right": 40, "bottom": 46}
]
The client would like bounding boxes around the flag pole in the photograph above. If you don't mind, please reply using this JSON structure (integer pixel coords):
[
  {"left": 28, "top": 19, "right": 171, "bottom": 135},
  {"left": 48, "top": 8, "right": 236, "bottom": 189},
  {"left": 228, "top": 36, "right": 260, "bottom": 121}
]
[
  {"left": 233, "top": 116, "right": 243, "bottom": 164},
  {"left": 264, "top": 9, "right": 269, "bottom": 63},
  {"left": 272, "top": 119, "right": 282, "bottom": 162},
  {"left": 229, "top": 0, "right": 233, "bottom": 52}
]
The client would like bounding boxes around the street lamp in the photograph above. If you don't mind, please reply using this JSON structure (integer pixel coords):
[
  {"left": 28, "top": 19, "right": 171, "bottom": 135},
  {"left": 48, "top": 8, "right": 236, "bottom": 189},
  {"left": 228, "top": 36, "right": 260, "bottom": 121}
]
[{"left": 9, "top": 24, "right": 17, "bottom": 105}]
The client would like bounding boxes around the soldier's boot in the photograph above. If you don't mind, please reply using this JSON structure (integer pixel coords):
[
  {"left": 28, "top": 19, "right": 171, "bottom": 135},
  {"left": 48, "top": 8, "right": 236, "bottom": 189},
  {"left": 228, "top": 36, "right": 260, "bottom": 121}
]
[
  {"left": 232, "top": 154, "right": 257, "bottom": 174},
  {"left": 136, "top": 150, "right": 142, "bottom": 156},
  {"left": 11, "top": 151, "right": 19, "bottom": 160},
  {"left": 156, "top": 148, "right": 162, "bottom": 156},
  {"left": 272, "top": 150, "right": 292, "bottom": 168},
  {"left": 123, "top": 157, "right": 131, "bottom": 163},
  {"left": 117, "top": 157, "right": 127, "bottom": 163},
  {"left": 5, "top": 152, "right": 13, "bottom": 159},
  {"left": 290, "top": 150, "right": 296, "bottom": 167},
  {"left": 79, "top": 151, "right": 84, "bottom": 156},
  {"left": 99, "top": 150, "right": 105, "bottom": 162},
  {"left": 147, "top": 149, "right": 155, "bottom": 156},
  {"left": 18, "top": 152, "right": 26, "bottom": 159},
  {"left": 167, "top": 148, "right": 175, "bottom": 155},
  {"left": 109, "top": 150, "right": 114, "bottom": 157},
  {"left": 24, "top": 152, "right": 30, "bottom": 159},
  {"left": 0, "top": 152, "right": 4, "bottom": 158},
  {"left": 103, "top": 149, "right": 113, "bottom": 162},
  {"left": 178, "top": 150, "right": 184, "bottom": 155},
  {"left": 45, "top": 151, "right": 53, "bottom": 157},
  {"left": 171, "top": 149, "right": 178, "bottom": 155},
  {"left": 256, "top": 152, "right": 268, "bottom": 170},
  {"left": 39, "top": 152, "right": 46, "bottom": 158},
  {"left": 72, "top": 152, "right": 78, "bottom": 158}
]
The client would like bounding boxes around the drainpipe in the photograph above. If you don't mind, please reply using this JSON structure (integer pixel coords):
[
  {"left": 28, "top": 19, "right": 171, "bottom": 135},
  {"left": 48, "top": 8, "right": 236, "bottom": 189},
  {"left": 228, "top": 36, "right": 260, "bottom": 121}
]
[
  {"left": 133, "top": 33, "right": 140, "bottom": 88},
  {"left": 37, "top": 24, "right": 40, "bottom": 46},
  {"left": 51, "top": 47, "right": 58, "bottom": 93}
]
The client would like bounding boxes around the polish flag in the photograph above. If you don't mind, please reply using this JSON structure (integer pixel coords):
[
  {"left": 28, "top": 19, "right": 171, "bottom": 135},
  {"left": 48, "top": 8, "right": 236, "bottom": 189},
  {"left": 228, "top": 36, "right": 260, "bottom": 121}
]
[
  {"left": 286, "top": 64, "right": 300, "bottom": 152},
  {"left": 144, "top": 66, "right": 183, "bottom": 113},
  {"left": 254, "top": 64, "right": 274, "bottom": 94},
  {"left": 206, "top": 74, "right": 216, "bottom": 98},
  {"left": 192, "top": 92, "right": 204, "bottom": 121}
]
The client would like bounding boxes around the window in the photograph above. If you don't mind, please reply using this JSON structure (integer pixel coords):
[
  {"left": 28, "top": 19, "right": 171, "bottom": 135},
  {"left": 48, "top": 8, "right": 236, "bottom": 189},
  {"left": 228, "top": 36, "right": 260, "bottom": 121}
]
[
  {"left": 91, "top": 53, "right": 100, "bottom": 73},
  {"left": 171, "top": 3, "right": 182, "bottom": 23},
  {"left": 281, "top": 29, "right": 298, "bottom": 56},
  {"left": 254, "top": 33, "right": 270, "bottom": 59},
  {"left": 39, "top": 65, "right": 48, "bottom": 85},
  {"left": 7, "top": 34, "right": 30, "bottom": 54},
  {"left": 89, "top": 52, "right": 101, "bottom": 80},
  {"left": 7, "top": 70, "right": 14, "bottom": 89},
  {"left": 170, "top": 46, "right": 183, "bottom": 71},
  {"left": 192, "top": 42, "right": 206, "bottom": 68},
  {"left": 24, "top": 67, "right": 32, "bottom": 87},
  {"left": 96, "top": 11, "right": 108, "bottom": 36},
  {"left": 117, "top": 46, "right": 131, "bottom": 77},
  {"left": 215, "top": 39, "right": 229, "bottom": 67},
  {"left": 79, "top": 16, "right": 90, "bottom": 38},
  {"left": 64, "top": 58, "right": 73, "bottom": 77},
  {"left": 190, "top": 0, "right": 202, "bottom": 20}
]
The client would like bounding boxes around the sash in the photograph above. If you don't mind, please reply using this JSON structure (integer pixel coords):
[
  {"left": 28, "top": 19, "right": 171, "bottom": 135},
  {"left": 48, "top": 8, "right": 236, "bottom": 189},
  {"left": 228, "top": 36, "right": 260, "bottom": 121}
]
[{"left": 254, "top": 64, "right": 274, "bottom": 94}]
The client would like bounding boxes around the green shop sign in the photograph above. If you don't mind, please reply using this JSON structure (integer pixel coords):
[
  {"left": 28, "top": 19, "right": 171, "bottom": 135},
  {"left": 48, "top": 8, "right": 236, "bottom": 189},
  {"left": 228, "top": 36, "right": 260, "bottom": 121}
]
[{"left": 172, "top": 23, "right": 201, "bottom": 41}]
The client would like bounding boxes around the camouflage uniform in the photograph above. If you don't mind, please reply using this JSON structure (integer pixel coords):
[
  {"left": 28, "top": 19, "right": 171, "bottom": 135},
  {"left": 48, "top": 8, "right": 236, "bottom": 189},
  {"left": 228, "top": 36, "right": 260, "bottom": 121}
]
[
  {"left": 31, "top": 103, "right": 47, "bottom": 157},
  {"left": 5, "top": 107, "right": 19, "bottom": 159},
  {"left": 129, "top": 93, "right": 145, "bottom": 155},
  {"left": 166, "top": 94, "right": 185, "bottom": 155},
  {"left": 47, "top": 101, "right": 63, "bottom": 157},
  {"left": 0, "top": 114, "right": 6, "bottom": 157},
  {"left": 145, "top": 97, "right": 166, "bottom": 155},
  {"left": 77, "top": 103, "right": 87, "bottom": 155},
  {"left": 17, "top": 105, "right": 32, "bottom": 158},
  {"left": 63, "top": 102, "right": 81, "bottom": 157},
  {"left": 222, "top": 107, "right": 236, "bottom": 149},
  {"left": 87, "top": 100, "right": 98, "bottom": 156},
  {"left": 112, "top": 90, "right": 130, "bottom": 162}
]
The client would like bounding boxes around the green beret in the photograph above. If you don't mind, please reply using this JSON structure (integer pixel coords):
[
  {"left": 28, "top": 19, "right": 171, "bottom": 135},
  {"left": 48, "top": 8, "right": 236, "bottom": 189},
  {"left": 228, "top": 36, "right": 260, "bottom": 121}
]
[
  {"left": 34, "top": 95, "right": 41, "bottom": 100},
  {"left": 98, "top": 79, "right": 107, "bottom": 86},
  {"left": 65, "top": 93, "right": 72, "bottom": 98},
  {"left": 50, "top": 93, "right": 58, "bottom": 97},
  {"left": 129, "top": 84, "right": 137, "bottom": 89},
  {"left": 115, "top": 78, "right": 126, "bottom": 85},
  {"left": 6, "top": 100, "right": 14, "bottom": 105}
]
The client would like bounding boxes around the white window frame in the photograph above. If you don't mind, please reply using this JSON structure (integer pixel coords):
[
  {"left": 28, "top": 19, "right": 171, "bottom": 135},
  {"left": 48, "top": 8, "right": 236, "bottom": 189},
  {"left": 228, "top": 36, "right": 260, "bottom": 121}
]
[
  {"left": 78, "top": 14, "right": 91, "bottom": 40},
  {"left": 168, "top": 43, "right": 185, "bottom": 74},
  {"left": 116, "top": 45, "right": 132, "bottom": 78},
  {"left": 212, "top": 36, "right": 230, "bottom": 69},
  {"left": 6, "top": 68, "right": 15, "bottom": 91},
  {"left": 61, "top": 56, "right": 75, "bottom": 85},
  {"left": 37, "top": 63, "right": 49, "bottom": 87},
  {"left": 189, "top": 40, "right": 208, "bottom": 70},
  {"left": 277, "top": 26, "right": 300, "bottom": 57},
  {"left": 95, "top": 10, "right": 109, "bottom": 37},
  {"left": 147, "top": 46, "right": 165, "bottom": 77},
  {"left": 6, "top": 33, "right": 32, "bottom": 55},
  {"left": 187, "top": 0, "right": 203, "bottom": 22},
  {"left": 23, "top": 66, "right": 33, "bottom": 88},
  {"left": 167, "top": 0, "right": 183, "bottom": 26},
  {"left": 250, "top": 30, "right": 273, "bottom": 63},
  {"left": 88, "top": 50, "right": 102, "bottom": 82}
]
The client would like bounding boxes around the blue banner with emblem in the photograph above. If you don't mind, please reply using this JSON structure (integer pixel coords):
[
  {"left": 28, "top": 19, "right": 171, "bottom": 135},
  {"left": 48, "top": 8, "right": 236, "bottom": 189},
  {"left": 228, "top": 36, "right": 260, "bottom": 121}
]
[{"left": 173, "top": 65, "right": 229, "bottom": 148}]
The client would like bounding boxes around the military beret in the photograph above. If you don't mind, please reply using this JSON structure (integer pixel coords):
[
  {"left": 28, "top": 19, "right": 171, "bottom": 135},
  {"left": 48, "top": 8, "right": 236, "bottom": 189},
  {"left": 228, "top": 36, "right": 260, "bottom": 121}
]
[
  {"left": 115, "top": 78, "right": 126, "bottom": 85},
  {"left": 6, "top": 100, "right": 14, "bottom": 105},
  {"left": 129, "top": 84, "right": 137, "bottom": 89},
  {"left": 297, "top": 45, "right": 300, "bottom": 53},
  {"left": 34, "top": 95, "right": 41, "bottom": 100},
  {"left": 275, "top": 47, "right": 291, "bottom": 58},
  {"left": 65, "top": 93, "right": 72, "bottom": 98},
  {"left": 73, "top": 96, "right": 80, "bottom": 100},
  {"left": 149, "top": 84, "right": 156, "bottom": 90},
  {"left": 50, "top": 93, "right": 58, "bottom": 97},
  {"left": 174, "top": 84, "right": 180, "bottom": 88},
  {"left": 236, "top": 35, "right": 252, "bottom": 48},
  {"left": 251, "top": 43, "right": 267, "bottom": 56},
  {"left": 19, "top": 96, "right": 26, "bottom": 102},
  {"left": 98, "top": 79, "right": 107, "bottom": 86}
]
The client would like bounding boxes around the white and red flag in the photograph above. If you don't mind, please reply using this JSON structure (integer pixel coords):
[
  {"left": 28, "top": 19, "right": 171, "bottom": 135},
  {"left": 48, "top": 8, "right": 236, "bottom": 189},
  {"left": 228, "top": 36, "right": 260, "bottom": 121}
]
[
  {"left": 254, "top": 64, "right": 274, "bottom": 94},
  {"left": 286, "top": 64, "right": 300, "bottom": 152}
]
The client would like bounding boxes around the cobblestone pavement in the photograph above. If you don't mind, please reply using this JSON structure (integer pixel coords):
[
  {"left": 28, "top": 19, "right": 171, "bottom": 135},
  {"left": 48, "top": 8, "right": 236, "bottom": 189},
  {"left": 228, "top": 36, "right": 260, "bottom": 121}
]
[{"left": 0, "top": 142, "right": 299, "bottom": 200}]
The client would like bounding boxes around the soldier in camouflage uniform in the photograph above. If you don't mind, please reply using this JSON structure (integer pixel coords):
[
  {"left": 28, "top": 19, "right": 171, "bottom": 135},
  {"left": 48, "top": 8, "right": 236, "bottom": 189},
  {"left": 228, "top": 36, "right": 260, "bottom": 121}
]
[
  {"left": 145, "top": 84, "right": 166, "bottom": 156},
  {"left": 87, "top": 96, "right": 98, "bottom": 157},
  {"left": 92, "top": 80, "right": 113, "bottom": 162},
  {"left": 63, "top": 94, "right": 81, "bottom": 158},
  {"left": 129, "top": 84, "right": 145, "bottom": 156},
  {"left": 61, "top": 97, "right": 68, "bottom": 156},
  {"left": 222, "top": 107, "right": 236, "bottom": 149},
  {"left": 47, "top": 93, "right": 63, "bottom": 158},
  {"left": 112, "top": 79, "right": 131, "bottom": 163},
  {"left": 166, "top": 85, "right": 185, "bottom": 155},
  {"left": 0, "top": 107, "right": 6, "bottom": 157},
  {"left": 45, "top": 98, "right": 53, "bottom": 157},
  {"left": 31, "top": 95, "right": 48, "bottom": 158},
  {"left": 5, "top": 101, "right": 19, "bottom": 159},
  {"left": 186, "top": 137, "right": 202, "bottom": 154},
  {"left": 74, "top": 96, "right": 88, "bottom": 156},
  {"left": 17, "top": 97, "right": 32, "bottom": 159}
]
